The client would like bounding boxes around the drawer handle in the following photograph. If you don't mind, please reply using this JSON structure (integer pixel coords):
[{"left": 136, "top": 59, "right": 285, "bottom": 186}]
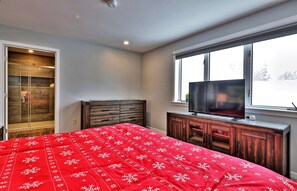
[
  {"left": 101, "top": 109, "right": 110, "bottom": 112},
  {"left": 101, "top": 119, "right": 110, "bottom": 122}
]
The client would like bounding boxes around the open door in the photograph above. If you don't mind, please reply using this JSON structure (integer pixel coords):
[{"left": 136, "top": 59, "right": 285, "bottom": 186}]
[
  {"left": 0, "top": 42, "right": 60, "bottom": 141},
  {"left": 2, "top": 45, "right": 8, "bottom": 140}
]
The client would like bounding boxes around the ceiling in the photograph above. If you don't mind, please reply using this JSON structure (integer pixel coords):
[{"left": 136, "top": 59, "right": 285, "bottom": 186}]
[{"left": 0, "top": 0, "right": 286, "bottom": 53}]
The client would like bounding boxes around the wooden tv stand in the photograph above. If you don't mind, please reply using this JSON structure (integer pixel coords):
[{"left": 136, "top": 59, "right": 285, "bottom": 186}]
[{"left": 167, "top": 112, "right": 290, "bottom": 177}]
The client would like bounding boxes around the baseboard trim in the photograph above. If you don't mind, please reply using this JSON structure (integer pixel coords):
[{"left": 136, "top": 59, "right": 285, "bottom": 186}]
[
  {"left": 290, "top": 171, "right": 297, "bottom": 180},
  {"left": 147, "top": 126, "right": 166, "bottom": 135}
]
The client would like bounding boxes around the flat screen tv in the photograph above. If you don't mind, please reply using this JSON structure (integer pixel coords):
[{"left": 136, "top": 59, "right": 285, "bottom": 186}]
[{"left": 189, "top": 79, "right": 245, "bottom": 119}]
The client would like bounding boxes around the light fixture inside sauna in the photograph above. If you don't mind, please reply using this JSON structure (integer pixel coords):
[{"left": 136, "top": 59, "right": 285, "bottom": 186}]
[{"left": 28, "top": 49, "right": 34, "bottom": 53}]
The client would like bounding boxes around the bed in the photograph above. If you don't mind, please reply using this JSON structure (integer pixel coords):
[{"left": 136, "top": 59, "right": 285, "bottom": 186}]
[{"left": 0, "top": 123, "right": 296, "bottom": 190}]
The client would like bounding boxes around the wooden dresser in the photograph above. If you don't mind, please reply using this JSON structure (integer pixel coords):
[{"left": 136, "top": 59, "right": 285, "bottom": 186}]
[
  {"left": 81, "top": 100, "right": 146, "bottom": 129},
  {"left": 167, "top": 111, "right": 290, "bottom": 177}
]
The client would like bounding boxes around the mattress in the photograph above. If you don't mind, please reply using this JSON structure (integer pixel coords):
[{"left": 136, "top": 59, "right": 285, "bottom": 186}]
[{"left": 0, "top": 123, "right": 296, "bottom": 190}]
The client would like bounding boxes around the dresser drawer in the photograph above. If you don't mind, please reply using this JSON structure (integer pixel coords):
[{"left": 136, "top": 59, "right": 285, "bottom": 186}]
[
  {"left": 90, "top": 115, "right": 120, "bottom": 127},
  {"left": 90, "top": 105, "right": 119, "bottom": 116},
  {"left": 120, "top": 113, "right": 143, "bottom": 120},
  {"left": 120, "top": 104, "right": 143, "bottom": 114}
]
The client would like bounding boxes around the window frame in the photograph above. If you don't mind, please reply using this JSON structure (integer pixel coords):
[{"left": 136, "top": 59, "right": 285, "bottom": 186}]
[{"left": 173, "top": 23, "right": 297, "bottom": 111}]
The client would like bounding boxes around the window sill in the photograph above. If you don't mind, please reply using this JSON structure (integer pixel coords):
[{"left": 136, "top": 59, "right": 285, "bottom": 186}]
[
  {"left": 172, "top": 101, "right": 188, "bottom": 107},
  {"left": 246, "top": 106, "right": 297, "bottom": 119}
]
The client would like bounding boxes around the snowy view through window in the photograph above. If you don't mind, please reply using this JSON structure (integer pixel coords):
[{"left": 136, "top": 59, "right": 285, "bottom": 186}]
[
  {"left": 253, "top": 34, "right": 297, "bottom": 107},
  {"left": 181, "top": 55, "right": 204, "bottom": 101},
  {"left": 177, "top": 34, "right": 297, "bottom": 108},
  {"left": 210, "top": 46, "right": 244, "bottom": 81}
]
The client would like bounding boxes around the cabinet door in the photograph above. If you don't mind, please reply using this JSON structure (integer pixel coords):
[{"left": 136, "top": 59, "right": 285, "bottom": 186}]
[
  {"left": 208, "top": 122, "right": 235, "bottom": 155},
  {"left": 236, "top": 128, "right": 274, "bottom": 168},
  {"left": 167, "top": 116, "right": 188, "bottom": 142},
  {"left": 188, "top": 120, "right": 207, "bottom": 147}
]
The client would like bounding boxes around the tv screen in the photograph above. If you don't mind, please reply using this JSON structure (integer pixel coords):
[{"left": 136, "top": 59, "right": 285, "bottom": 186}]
[{"left": 189, "top": 79, "right": 245, "bottom": 119}]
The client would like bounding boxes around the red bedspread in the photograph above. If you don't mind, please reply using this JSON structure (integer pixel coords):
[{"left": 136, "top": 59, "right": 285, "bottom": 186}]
[{"left": 0, "top": 123, "right": 296, "bottom": 191}]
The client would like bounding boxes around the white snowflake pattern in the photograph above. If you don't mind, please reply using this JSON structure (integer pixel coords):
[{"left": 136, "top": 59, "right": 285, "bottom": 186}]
[
  {"left": 190, "top": 147, "right": 201, "bottom": 152},
  {"left": 108, "top": 164, "right": 122, "bottom": 169},
  {"left": 152, "top": 162, "right": 165, "bottom": 170},
  {"left": 60, "top": 150, "right": 74, "bottom": 156},
  {"left": 157, "top": 148, "right": 167, "bottom": 152},
  {"left": 211, "top": 154, "right": 224, "bottom": 158},
  {"left": 133, "top": 136, "right": 141, "bottom": 140},
  {"left": 136, "top": 155, "right": 147, "bottom": 160},
  {"left": 71, "top": 171, "right": 88, "bottom": 178},
  {"left": 141, "top": 186, "right": 160, "bottom": 191},
  {"left": 197, "top": 163, "right": 210, "bottom": 170},
  {"left": 24, "top": 150, "right": 38, "bottom": 154},
  {"left": 160, "top": 136, "right": 169, "bottom": 140},
  {"left": 90, "top": 146, "right": 101, "bottom": 151},
  {"left": 114, "top": 141, "right": 123, "bottom": 145},
  {"left": 240, "top": 162, "right": 254, "bottom": 168},
  {"left": 19, "top": 181, "right": 43, "bottom": 190},
  {"left": 25, "top": 141, "right": 38, "bottom": 146},
  {"left": 144, "top": 142, "right": 153, "bottom": 146},
  {"left": 55, "top": 137, "right": 66, "bottom": 142},
  {"left": 174, "top": 142, "right": 183, "bottom": 146},
  {"left": 224, "top": 173, "right": 242, "bottom": 181},
  {"left": 173, "top": 173, "right": 190, "bottom": 182},
  {"left": 107, "top": 136, "right": 114, "bottom": 140},
  {"left": 100, "top": 131, "right": 107, "bottom": 135},
  {"left": 81, "top": 184, "right": 100, "bottom": 191},
  {"left": 174, "top": 155, "right": 185, "bottom": 161},
  {"left": 84, "top": 140, "right": 94, "bottom": 144},
  {"left": 58, "top": 145, "right": 69, "bottom": 149},
  {"left": 149, "top": 132, "right": 157, "bottom": 135},
  {"left": 125, "top": 132, "right": 132, "bottom": 136},
  {"left": 64, "top": 159, "right": 80, "bottom": 166},
  {"left": 277, "top": 176, "right": 294, "bottom": 190},
  {"left": 22, "top": 156, "right": 39, "bottom": 164},
  {"left": 269, "top": 178, "right": 276, "bottom": 183},
  {"left": 21, "top": 167, "right": 41, "bottom": 175},
  {"left": 122, "top": 174, "right": 138, "bottom": 183},
  {"left": 98, "top": 153, "right": 110, "bottom": 158},
  {"left": 124, "top": 147, "right": 134, "bottom": 152}
]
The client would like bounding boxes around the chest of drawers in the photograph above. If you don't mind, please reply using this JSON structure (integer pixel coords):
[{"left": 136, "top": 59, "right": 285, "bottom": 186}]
[{"left": 81, "top": 100, "right": 146, "bottom": 129}]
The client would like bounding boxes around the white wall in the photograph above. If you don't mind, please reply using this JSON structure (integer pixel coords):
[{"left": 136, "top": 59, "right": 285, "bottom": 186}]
[
  {"left": 0, "top": 24, "right": 142, "bottom": 132},
  {"left": 142, "top": 1, "right": 297, "bottom": 177}
]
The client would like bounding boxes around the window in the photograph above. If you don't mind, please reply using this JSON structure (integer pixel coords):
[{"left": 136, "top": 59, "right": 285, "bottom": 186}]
[
  {"left": 174, "top": 25, "right": 297, "bottom": 110},
  {"left": 174, "top": 54, "right": 204, "bottom": 102},
  {"left": 252, "top": 34, "right": 297, "bottom": 107},
  {"left": 174, "top": 45, "right": 244, "bottom": 103},
  {"left": 210, "top": 46, "right": 244, "bottom": 81}
]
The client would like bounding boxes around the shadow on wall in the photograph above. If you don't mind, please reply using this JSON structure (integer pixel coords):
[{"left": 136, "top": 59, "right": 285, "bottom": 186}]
[
  {"left": 60, "top": 101, "right": 81, "bottom": 132},
  {"left": 146, "top": 112, "right": 151, "bottom": 127}
]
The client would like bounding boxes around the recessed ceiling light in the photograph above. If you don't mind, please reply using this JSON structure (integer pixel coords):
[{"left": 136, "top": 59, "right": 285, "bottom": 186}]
[
  {"left": 107, "top": 0, "right": 118, "bottom": 8},
  {"left": 28, "top": 50, "right": 34, "bottom": 53},
  {"left": 123, "top": 40, "right": 129, "bottom": 46}
]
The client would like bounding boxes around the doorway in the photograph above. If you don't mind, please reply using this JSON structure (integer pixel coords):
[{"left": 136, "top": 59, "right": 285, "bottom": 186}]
[{"left": 0, "top": 42, "right": 60, "bottom": 140}]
